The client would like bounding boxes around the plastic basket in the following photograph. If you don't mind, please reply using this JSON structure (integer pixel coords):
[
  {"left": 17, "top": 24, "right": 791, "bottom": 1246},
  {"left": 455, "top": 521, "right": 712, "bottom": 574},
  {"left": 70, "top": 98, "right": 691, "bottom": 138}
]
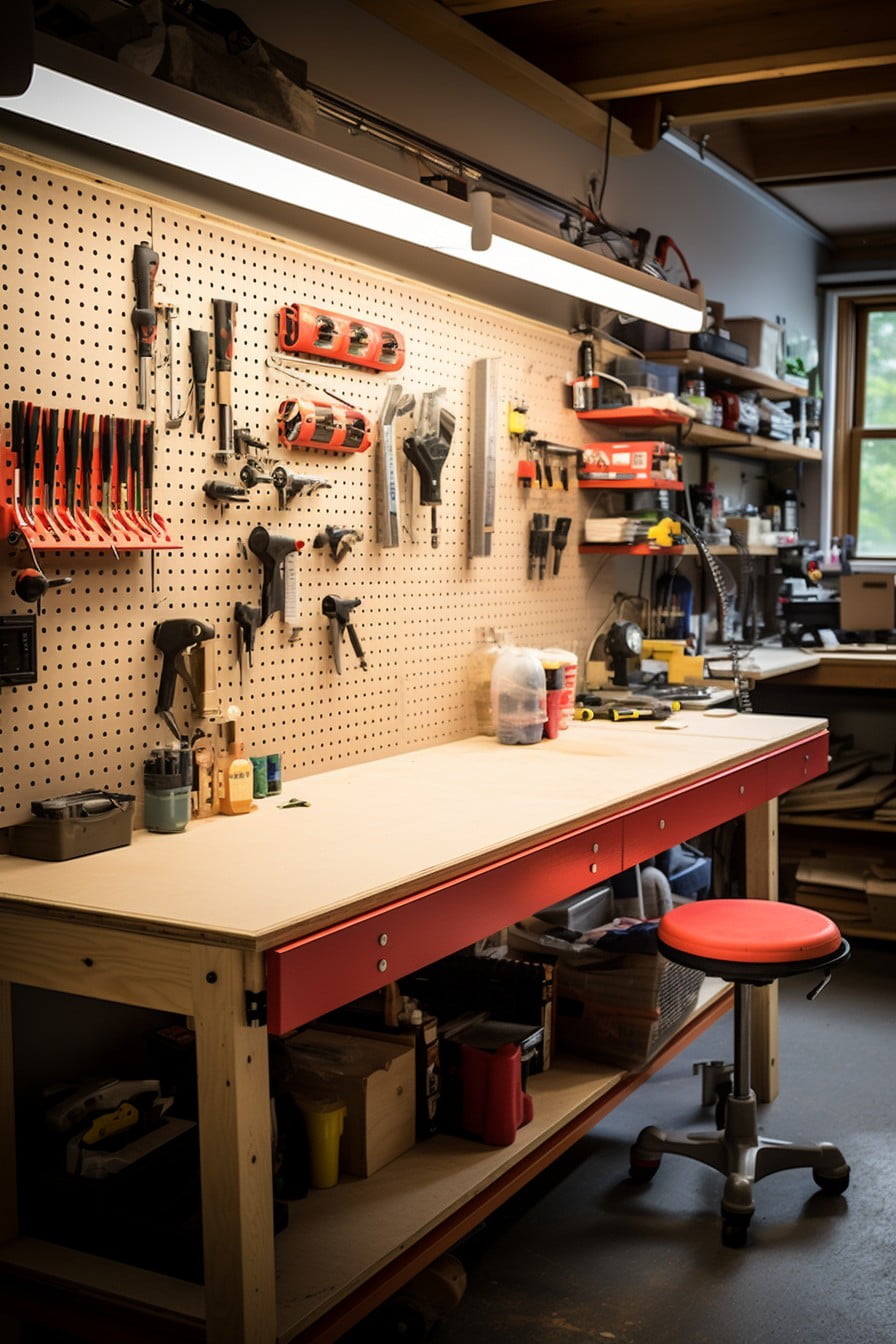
[{"left": 555, "top": 952, "right": 704, "bottom": 1069}]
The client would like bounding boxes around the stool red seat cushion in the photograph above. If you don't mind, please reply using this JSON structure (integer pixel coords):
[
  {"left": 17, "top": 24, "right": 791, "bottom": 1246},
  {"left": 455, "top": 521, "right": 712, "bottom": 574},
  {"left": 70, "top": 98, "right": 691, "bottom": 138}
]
[{"left": 659, "top": 899, "right": 842, "bottom": 965}]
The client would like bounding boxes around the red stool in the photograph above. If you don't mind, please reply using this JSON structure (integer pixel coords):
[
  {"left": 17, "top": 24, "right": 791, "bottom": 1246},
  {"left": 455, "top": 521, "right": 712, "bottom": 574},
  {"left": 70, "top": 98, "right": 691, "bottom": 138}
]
[{"left": 629, "top": 899, "right": 851, "bottom": 1246}]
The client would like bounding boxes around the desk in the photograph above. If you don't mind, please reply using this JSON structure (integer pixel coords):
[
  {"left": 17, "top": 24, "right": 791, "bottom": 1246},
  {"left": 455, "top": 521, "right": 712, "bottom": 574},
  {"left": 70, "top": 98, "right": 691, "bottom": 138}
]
[{"left": 0, "top": 715, "right": 827, "bottom": 1343}]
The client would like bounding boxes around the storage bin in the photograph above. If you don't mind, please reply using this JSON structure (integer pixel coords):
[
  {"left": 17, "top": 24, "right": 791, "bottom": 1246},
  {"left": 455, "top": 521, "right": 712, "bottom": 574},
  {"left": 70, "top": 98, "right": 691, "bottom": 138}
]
[
  {"left": 724, "top": 317, "right": 782, "bottom": 376},
  {"left": 611, "top": 357, "right": 679, "bottom": 394},
  {"left": 555, "top": 951, "right": 704, "bottom": 1069}
]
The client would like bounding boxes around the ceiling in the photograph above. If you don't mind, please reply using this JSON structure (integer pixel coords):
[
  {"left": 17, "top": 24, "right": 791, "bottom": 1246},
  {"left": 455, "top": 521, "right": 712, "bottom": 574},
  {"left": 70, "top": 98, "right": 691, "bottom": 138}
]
[{"left": 357, "top": 0, "right": 896, "bottom": 259}]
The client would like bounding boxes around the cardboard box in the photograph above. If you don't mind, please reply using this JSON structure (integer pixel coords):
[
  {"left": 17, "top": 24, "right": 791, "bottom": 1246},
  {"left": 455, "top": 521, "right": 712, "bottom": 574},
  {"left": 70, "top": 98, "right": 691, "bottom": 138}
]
[
  {"left": 838, "top": 573, "right": 896, "bottom": 633},
  {"left": 724, "top": 317, "right": 782, "bottom": 375},
  {"left": 285, "top": 1027, "right": 416, "bottom": 1177}
]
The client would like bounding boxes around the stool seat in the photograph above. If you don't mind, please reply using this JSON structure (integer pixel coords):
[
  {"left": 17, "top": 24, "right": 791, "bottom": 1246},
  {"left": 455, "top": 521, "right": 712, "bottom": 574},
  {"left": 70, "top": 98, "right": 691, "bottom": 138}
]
[
  {"left": 657, "top": 899, "right": 849, "bottom": 983},
  {"left": 660, "top": 899, "right": 841, "bottom": 963}
]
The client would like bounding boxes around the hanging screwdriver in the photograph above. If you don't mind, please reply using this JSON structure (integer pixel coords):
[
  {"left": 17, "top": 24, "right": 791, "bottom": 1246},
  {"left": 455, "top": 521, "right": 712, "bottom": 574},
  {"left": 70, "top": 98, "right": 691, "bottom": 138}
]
[
  {"left": 528, "top": 512, "right": 551, "bottom": 579},
  {"left": 551, "top": 516, "right": 572, "bottom": 574},
  {"left": 189, "top": 327, "right": 209, "bottom": 433},
  {"left": 213, "top": 299, "right": 236, "bottom": 459},
  {"left": 132, "top": 242, "right": 159, "bottom": 409}
]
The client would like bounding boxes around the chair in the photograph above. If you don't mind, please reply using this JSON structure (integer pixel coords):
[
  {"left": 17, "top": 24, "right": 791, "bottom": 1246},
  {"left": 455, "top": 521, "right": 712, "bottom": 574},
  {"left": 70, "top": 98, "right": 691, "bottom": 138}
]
[{"left": 629, "top": 899, "right": 851, "bottom": 1246}]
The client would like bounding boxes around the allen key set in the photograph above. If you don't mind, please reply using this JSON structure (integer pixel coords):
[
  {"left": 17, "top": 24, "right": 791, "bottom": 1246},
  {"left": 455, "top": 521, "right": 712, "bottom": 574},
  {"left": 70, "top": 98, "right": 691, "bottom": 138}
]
[{"left": 2, "top": 401, "right": 179, "bottom": 552}]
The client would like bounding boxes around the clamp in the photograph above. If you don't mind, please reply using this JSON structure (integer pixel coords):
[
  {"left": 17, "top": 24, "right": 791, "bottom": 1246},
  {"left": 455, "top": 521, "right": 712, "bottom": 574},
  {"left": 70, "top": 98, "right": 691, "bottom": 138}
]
[{"left": 322, "top": 594, "right": 367, "bottom": 673}]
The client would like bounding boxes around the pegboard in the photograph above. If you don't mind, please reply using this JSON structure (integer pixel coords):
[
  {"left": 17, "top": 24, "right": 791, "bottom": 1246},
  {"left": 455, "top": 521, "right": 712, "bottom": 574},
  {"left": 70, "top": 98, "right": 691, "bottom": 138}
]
[{"left": 0, "top": 145, "right": 618, "bottom": 828}]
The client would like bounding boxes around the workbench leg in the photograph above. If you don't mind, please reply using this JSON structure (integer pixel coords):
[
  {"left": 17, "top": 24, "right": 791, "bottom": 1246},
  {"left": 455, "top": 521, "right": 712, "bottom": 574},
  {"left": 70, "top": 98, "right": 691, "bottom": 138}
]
[
  {"left": 191, "top": 948, "right": 276, "bottom": 1344},
  {"left": 0, "top": 980, "right": 17, "bottom": 1247},
  {"left": 744, "top": 799, "right": 779, "bottom": 1103}
]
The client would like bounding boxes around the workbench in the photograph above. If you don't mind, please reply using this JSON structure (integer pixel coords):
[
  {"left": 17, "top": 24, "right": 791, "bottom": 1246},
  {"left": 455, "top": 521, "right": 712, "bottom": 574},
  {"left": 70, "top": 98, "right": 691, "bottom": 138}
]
[{"left": 0, "top": 714, "right": 827, "bottom": 1343}]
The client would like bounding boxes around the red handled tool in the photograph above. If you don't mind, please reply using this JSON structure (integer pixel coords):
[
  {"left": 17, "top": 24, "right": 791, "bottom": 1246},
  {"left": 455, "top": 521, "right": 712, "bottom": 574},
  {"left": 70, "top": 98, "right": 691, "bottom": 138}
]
[
  {"left": 132, "top": 242, "right": 159, "bottom": 409},
  {"left": 37, "top": 407, "right": 61, "bottom": 540}
]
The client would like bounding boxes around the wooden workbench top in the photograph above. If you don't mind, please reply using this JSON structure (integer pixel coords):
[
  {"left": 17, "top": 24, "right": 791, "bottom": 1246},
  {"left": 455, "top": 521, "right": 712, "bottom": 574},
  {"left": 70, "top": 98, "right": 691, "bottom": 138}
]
[{"left": 0, "top": 715, "right": 825, "bottom": 949}]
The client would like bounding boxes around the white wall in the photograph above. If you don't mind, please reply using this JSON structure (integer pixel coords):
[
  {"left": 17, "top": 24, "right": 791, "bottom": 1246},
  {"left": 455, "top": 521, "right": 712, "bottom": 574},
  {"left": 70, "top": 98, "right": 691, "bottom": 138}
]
[{"left": 233, "top": 0, "right": 829, "bottom": 341}]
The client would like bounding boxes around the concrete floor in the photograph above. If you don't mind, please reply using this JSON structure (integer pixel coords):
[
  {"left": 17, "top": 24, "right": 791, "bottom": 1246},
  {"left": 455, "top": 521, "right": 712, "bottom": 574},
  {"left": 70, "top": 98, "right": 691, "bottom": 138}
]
[{"left": 349, "top": 938, "right": 896, "bottom": 1344}]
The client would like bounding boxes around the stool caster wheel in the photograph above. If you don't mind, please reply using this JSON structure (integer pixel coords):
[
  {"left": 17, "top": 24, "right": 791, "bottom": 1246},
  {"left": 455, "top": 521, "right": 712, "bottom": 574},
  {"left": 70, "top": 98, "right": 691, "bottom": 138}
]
[
  {"left": 629, "top": 1154, "right": 661, "bottom": 1183},
  {"left": 721, "top": 1213, "right": 751, "bottom": 1248},
  {"left": 813, "top": 1167, "right": 850, "bottom": 1197}
]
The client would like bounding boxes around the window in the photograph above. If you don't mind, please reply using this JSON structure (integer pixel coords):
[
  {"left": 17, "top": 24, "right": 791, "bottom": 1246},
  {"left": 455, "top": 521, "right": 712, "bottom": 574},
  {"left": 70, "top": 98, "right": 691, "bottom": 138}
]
[{"left": 833, "top": 298, "right": 896, "bottom": 560}]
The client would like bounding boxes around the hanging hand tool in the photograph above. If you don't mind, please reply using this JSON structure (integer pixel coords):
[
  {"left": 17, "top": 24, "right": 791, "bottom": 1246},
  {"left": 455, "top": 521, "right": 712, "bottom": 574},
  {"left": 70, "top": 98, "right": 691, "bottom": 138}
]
[
  {"left": 153, "top": 617, "right": 215, "bottom": 739},
  {"left": 270, "top": 465, "right": 332, "bottom": 506},
  {"left": 161, "top": 305, "right": 186, "bottom": 429},
  {"left": 14, "top": 564, "right": 73, "bottom": 615},
  {"left": 130, "top": 419, "right": 153, "bottom": 536},
  {"left": 551, "top": 517, "right": 572, "bottom": 574},
  {"left": 313, "top": 525, "right": 363, "bottom": 564},
  {"left": 114, "top": 418, "right": 138, "bottom": 536},
  {"left": 528, "top": 512, "right": 551, "bottom": 579},
  {"left": 322, "top": 594, "right": 367, "bottom": 673},
  {"left": 234, "top": 602, "right": 261, "bottom": 676},
  {"left": 403, "top": 389, "right": 455, "bottom": 548},
  {"left": 213, "top": 298, "right": 236, "bottom": 460},
  {"left": 238, "top": 456, "right": 273, "bottom": 489},
  {"left": 375, "top": 382, "right": 414, "bottom": 547},
  {"left": 247, "top": 525, "right": 305, "bottom": 625},
  {"left": 93, "top": 415, "right": 119, "bottom": 557},
  {"left": 60, "top": 409, "right": 88, "bottom": 540},
  {"left": 78, "top": 412, "right": 95, "bottom": 523},
  {"left": 38, "top": 408, "right": 61, "bottom": 540},
  {"left": 132, "top": 242, "right": 159, "bottom": 410},
  {"left": 10, "top": 400, "right": 36, "bottom": 529},
  {"left": 189, "top": 327, "right": 209, "bottom": 433},
  {"left": 204, "top": 479, "right": 248, "bottom": 504}
]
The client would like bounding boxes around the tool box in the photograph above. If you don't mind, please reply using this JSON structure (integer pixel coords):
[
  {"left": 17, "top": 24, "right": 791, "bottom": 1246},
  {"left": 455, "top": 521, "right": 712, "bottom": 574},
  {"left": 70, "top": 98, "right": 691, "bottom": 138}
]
[{"left": 9, "top": 790, "right": 135, "bottom": 861}]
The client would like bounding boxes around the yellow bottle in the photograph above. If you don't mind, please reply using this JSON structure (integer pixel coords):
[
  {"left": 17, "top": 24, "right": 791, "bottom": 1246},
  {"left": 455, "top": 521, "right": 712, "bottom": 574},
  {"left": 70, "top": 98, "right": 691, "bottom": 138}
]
[{"left": 219, "top": 711, "right": 253, "bottom": 816}]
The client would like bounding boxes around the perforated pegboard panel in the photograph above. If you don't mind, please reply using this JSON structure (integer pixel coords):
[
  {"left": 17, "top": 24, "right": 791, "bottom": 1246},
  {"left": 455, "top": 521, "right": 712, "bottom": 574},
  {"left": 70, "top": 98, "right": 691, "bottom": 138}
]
[{"left": 0, "top": 146, "right": 614, "bottom": 827}]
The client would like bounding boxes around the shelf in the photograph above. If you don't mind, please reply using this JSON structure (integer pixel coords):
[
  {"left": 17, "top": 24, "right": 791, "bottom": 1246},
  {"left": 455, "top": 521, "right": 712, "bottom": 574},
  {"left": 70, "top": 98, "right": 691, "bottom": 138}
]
[
  {"left": 643, "top": 349, "right": 809, "bottom": 399},
  {"left": 579, "top": 543, "right": 686, "bottom": 555},
  {"left": 270, "top": 978, "right": 730, "bottom": 1341},
  {"left": 575, "top": 407, "right": 690, "bottom": 427},
  {"left": 781, "top": 814, "right": 896, "bottom": 834},
  {"left": 0, "top": 981, "right": 730, "bottom": 1343},
  {"left": 680, "top": 421, "right": 823, "bottom": 463},
  {"left": 577, "top": 475, "right": 685, "bottom": 490}
]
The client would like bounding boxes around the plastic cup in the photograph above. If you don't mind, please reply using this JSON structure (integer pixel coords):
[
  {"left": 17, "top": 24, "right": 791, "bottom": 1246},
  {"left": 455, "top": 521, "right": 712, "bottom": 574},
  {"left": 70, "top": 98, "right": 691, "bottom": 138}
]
[{"left": 298, "top": 1096, "right": 346, "bottom": 1188}]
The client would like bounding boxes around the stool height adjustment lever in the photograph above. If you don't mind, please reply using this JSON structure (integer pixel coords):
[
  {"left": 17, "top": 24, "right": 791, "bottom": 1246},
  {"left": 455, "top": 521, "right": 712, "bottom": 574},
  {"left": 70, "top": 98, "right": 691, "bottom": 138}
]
[{"left": 807, "top": 969, "right": 833, "bottom": 1001}]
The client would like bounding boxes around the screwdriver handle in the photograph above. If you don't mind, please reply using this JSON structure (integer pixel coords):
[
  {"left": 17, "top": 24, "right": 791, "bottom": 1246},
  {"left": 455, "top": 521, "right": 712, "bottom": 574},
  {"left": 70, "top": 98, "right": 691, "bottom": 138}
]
[
  {"left": 132, "top": 243, "right": 159, "bottom": 356},
  {"left": 79, "top": 413, "right": 95, "bottom": 508},
  {"left": 213, "top": 300, "right": 235, "bottom": 374}
]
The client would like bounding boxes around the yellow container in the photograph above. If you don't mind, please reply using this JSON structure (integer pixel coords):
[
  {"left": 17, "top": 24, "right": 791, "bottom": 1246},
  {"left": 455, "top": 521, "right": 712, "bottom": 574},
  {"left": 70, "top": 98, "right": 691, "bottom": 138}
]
[{"left": 298, "top": 1096, "right": 346, "bottom": 1188}]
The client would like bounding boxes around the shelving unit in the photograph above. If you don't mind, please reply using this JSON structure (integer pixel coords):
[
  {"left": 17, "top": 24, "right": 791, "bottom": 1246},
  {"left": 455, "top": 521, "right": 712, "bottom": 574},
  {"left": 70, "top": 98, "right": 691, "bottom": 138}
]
[{"left": 274, "top": 981, "right": 730, "bottom": 1340}]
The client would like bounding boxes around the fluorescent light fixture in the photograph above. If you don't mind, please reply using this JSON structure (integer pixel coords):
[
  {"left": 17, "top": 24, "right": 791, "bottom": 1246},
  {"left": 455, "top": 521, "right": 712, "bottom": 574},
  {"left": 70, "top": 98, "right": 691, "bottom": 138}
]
[{"left": 3, "top": 64, "right": 703, "bottom": 332}]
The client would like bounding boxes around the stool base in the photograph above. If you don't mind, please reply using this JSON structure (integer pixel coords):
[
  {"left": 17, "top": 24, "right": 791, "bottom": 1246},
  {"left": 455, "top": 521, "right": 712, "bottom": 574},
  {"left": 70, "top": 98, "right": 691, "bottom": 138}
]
[{"left": 630, "top": 1093, "right": 850, "bottom": 1246}]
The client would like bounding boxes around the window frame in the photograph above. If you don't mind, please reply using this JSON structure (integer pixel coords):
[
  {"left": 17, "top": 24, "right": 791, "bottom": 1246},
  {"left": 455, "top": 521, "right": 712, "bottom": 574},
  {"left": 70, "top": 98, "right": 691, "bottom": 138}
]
[{"left": 832, "top": 294, "right": 896, "bottom": 557}]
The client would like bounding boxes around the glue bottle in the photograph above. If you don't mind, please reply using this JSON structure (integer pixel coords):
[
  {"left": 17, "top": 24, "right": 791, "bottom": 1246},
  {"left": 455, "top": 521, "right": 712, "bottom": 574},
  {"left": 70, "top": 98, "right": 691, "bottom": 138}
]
[{"left": 219, "top": 706, "right": 253, "bottom": 815}]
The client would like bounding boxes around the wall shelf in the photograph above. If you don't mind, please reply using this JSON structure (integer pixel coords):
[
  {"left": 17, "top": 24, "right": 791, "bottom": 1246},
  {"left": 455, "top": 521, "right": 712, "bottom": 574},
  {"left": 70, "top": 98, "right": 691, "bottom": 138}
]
[{"left": 642, "top": 349, "right": 809, "bottom": 400}]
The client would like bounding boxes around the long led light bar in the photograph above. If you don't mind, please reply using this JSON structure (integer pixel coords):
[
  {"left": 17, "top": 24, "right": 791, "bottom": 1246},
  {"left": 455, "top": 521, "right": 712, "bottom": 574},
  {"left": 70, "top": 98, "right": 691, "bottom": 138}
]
[{"left": 2, "top": 65, "right": 703, "bottom": 332}]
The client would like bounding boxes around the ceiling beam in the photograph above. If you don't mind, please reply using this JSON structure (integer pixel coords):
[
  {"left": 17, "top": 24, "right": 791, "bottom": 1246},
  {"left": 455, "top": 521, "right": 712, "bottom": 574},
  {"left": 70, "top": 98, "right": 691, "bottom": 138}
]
[
  {"left": 571, "top": 42, "right": 896, "bottom": 101},
  {"left": 351, "top": 0, "right": 637, "bottom": 153},
  {"left": 747, "top": 114, "right": 896, "bottom": 182},
  {"left": 663, "top": 67, "right": 896, "bottom": 124}
]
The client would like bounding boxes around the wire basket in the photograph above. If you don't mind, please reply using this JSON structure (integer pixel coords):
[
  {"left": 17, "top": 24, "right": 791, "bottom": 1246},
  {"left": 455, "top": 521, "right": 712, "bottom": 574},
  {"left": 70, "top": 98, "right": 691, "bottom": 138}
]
[{"left": 555, "top": 951, "right": 704, "bottom": 1069}]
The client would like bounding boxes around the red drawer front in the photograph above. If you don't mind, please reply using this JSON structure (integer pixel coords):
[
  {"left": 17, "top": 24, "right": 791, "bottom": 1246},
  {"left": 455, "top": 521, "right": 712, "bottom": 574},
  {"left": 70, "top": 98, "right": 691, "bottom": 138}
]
[
  {"left": 622, "top": 758, "right": 768, "bottom": 867},
  {"left": 764, "top": 731, "right": 829, "bottom": 795},
  {"left": 267, "top": 816, "right": 622, "bottom": 1035}
]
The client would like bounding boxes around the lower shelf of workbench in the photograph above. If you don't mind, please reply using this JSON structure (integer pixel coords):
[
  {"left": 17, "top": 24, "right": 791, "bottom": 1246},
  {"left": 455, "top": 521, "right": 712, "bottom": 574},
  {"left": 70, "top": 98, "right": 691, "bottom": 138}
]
[{"left": 0, "top": 981, "right": 730, "bottom": 1343}]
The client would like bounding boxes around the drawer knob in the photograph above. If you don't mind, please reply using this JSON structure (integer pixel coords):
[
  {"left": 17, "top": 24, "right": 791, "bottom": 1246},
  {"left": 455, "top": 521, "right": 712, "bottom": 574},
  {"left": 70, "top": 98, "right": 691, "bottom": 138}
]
[{"left": 377, "top": 958, "right": 388, "bottom": 974}]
